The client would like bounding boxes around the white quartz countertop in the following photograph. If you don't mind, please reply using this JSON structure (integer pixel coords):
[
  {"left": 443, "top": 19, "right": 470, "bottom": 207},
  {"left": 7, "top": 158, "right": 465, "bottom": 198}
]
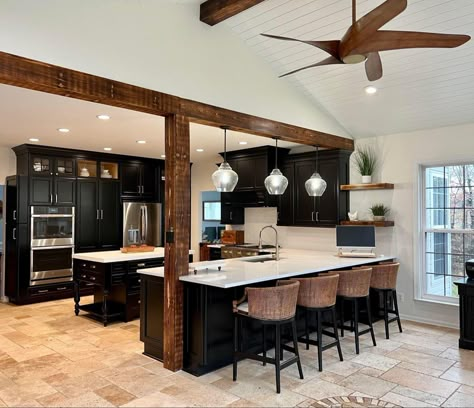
[
  {"left": 73, "top": 248, "right": 195, "bottom": 263},
  {"left": 138, "top": 249, "right": 396, "bottom": 288}
]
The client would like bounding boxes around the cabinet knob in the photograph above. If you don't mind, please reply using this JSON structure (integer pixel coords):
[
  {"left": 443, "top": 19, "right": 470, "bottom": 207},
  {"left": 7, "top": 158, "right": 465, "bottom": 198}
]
[
  {"left": 91, "top": 265, "right": 96, "bottom": 269},
  {"left": 90, "top": 276, "right": 96, "bottom": 281}
]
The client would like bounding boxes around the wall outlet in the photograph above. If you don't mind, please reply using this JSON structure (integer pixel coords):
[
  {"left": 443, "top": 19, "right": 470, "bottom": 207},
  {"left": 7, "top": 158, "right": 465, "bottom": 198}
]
[{"left": 397, "top": 292, "right": 405, "bottom": 302}]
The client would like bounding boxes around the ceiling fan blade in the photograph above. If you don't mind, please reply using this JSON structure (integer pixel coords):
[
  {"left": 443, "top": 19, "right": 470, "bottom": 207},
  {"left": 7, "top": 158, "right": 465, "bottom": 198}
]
[
  {"left": 356, "top": 0, "right": 407, "bottom": 33},
  {"left": 261, "top": 33, "right": 341, "bottom": 59},
  {"left": 357, "top": 30, "right": 471, "bottom": 54},
  {"left": 365, "top": 52, "right": 383, "bottom": 81},
  {"left": 279, "top": 56, "right": 343, "bottom": 78}
]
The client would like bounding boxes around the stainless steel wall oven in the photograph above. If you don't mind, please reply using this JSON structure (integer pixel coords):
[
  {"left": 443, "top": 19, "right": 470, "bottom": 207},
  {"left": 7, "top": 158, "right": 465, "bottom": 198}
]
[{"left": 30, "top": 207, "right": 75, "bottom": 286}]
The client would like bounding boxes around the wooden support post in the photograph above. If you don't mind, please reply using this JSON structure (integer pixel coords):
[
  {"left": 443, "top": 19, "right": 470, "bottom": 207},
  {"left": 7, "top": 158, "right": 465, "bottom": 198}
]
[{"left": 163, "top": 114, "right": 191, "bottom": 371}]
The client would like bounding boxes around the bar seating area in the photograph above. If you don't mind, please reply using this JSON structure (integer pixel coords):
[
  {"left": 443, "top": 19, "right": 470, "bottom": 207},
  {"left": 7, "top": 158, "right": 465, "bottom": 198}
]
[{"left": 232, "top": 261, "right": 402, "bottom": 393}]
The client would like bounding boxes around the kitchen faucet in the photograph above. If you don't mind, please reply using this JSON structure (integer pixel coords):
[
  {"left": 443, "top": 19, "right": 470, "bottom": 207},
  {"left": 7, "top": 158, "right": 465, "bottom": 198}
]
[{"left": 258, "top": 225, "right": 280, "bottom": 261}]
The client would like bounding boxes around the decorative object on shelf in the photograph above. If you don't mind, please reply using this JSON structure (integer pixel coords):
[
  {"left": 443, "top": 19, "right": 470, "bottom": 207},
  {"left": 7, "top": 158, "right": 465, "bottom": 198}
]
[
  {"left": 353, "top": 145, "right": 377, "bottom": 184},
  {"left": 57, "top": 166, "right": 65, "bottom": 173},
  {"left": 348, "top": 211, "right": 358, "bottom": 221},
  {"left": 264, "top": 137, "right": 288, "bottom": 195},
  {"left": 305, "top": 145, "right": 327, "bottom": 196},
  {"left": 101, "top": 169, "right": 112, "bottom": 178},
  {"left": 212, "top": 126, "right": 238, "bottom": 192},
  {"left": 369, "top": 203, "right": 390, "bottom": 221},
  {"left": 80, "top": 167, "right": 90, "bottom": 177},
  {"left": 261, "top": 0, "right": 470, "bottom": 81}
]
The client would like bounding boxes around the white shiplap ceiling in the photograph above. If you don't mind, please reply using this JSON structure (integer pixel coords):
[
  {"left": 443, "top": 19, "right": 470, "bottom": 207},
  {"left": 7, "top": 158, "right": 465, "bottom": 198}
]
[{"left": 224, "top": 0, "right": 474, "bottom": 138}]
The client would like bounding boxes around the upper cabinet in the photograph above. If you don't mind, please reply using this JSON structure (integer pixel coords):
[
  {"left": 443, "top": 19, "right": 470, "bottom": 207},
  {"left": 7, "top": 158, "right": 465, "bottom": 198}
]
[
  {"left": 31, "top": 156, "right": 75, "bottom": 178},
  {"left": 121, "top": 162, "right": 159, "bottom": 201},
  {"left": 277, "top": 150, "right": 351, "bottom": 227}
]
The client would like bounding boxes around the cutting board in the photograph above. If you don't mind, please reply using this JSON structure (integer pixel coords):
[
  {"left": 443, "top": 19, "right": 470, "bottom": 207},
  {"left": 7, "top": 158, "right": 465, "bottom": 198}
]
[{"left": 120, "top": 245, "right": 155, "bottom": 253}]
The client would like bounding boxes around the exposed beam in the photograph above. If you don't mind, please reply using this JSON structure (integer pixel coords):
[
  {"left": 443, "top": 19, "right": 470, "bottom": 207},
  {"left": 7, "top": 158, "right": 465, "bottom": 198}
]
[
  {"left": 200, "top": 0, "right": 265, "bottom": 26},
  {"left": 163, "top": 114, "right": 191, "bottom": 371},
  {"left": 0, "top": 51, "right": 353, "bottom": 150}
]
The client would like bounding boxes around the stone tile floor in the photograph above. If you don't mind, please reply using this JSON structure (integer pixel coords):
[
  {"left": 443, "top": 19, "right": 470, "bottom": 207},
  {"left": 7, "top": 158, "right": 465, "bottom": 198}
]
[{"left": 0, "top": 297, "right": 473, "bottom": 407}]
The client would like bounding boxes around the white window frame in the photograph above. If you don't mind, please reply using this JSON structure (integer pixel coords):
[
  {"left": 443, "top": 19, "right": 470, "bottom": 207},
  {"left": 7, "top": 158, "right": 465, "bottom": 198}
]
[{"left": 416, "top": 161, "right": 474, "bottom": 306}]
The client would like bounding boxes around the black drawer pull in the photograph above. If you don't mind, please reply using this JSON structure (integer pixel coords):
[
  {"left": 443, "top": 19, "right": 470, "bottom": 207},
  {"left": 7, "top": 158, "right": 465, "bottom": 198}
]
[
  {"left": 137, "top": 263, "right": 146, "bottom": 268},
  {"left": 38, "top": 289, "right": 49, "bottom": 293},
  {"left": 90, "top": 277, "right": 96, "bottom": 281},
  {"left": 91, "top": 265, "right": 96, "bottom": 269},
  {"left": 57, "top": 287, "right": 67, "bottom": 291},
  {"left": 82, "top": 263, "right": 87, "bottom": 267},
  {"left": 138, "top": 300, "right": 141, "bottom": 304},
  {"left": 81, "top": 274, "right": 87, "bottom": 279}
]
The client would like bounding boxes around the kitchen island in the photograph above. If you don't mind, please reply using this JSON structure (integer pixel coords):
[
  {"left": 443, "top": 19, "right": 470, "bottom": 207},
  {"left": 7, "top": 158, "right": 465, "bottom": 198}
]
[
  {"left": 72, "top": 248, "right": 194, "bottom": 326},
  {"left": 138, "top": 249, "right": 396, "bottom": 375}
]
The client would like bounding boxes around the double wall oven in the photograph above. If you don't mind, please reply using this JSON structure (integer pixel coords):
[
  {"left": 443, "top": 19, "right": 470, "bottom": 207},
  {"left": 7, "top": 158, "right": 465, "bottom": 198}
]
[{"left": 30, "top": 207, "right": 75, "bottom": 286}]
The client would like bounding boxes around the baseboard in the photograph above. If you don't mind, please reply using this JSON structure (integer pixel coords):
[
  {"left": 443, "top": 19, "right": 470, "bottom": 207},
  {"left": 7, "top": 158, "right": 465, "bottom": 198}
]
[{"left": 400, "top": 313, "right": 458, "bottom": 330}]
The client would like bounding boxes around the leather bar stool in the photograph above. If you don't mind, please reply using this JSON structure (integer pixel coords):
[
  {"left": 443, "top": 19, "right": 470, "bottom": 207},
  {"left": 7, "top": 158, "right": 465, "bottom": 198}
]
[
  {"left": 370, "top": 262, "right": 402, "bottom": 339},
  {"left": 330, "top": 268, "right": 377, "bottom": 354},
  {"left": 233, "top": 281, "right": 304, "bottom": 394},
  {"left": 288, "top": 274, "right": 343, "bottom": 372}
]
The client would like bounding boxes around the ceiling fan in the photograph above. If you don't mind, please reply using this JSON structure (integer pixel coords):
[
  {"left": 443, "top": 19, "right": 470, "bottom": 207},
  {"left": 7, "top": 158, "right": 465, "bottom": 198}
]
[{"left": 261, "top": 0, "right": 471, "bottom": 81}]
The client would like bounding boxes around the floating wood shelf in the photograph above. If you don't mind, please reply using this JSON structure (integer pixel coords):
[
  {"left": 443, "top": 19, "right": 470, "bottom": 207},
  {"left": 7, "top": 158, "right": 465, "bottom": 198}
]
[
  {"left": 341, "top": 220, "right": 395, "bottom": 227},
  {"left": 340, "top": 183, "right": 394, "bottom": 191}
]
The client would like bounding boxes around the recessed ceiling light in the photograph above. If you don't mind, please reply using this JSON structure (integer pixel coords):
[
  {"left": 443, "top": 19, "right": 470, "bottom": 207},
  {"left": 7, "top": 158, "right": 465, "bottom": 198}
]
[
  {"left": 57, "top": 128, "right": 70, "bottom": 133},
  {"left": 196, "top": 148, "right": 204, "bottom": 152},
  {"left": 364, "top": 86, "right": 377, "bottom": 95},
  {"left": 160, "top": 154, "right": 166, "bottom": 158},
  {"left": 136, "top": 140, "right": 147, "bottom": 144},
  {"left": 29, "top": 138, "right": 40, "bottom": 142},
  {"left": 103, "top": 147, "right": 112, "bottom": 151},
  {"left": 239, "top": 141, "right": 248, "bottom": 145},
  {"left": 97, "top": 114, "right": 110, "bottom": 120}
]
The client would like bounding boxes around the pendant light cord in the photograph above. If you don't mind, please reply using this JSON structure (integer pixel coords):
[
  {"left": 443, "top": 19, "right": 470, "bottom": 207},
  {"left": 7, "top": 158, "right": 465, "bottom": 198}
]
[
  {"left": 315, "top": 145, "right": 319, "bottom": 171},
  {"left": 352, "top": 0, "right": 356, "bottom": 25},
  {"left": 224, "top": 128, "right": 227, "bottom": 162},
  {"left": 275, "top": 137, "right": 278, "bottom": 169}
]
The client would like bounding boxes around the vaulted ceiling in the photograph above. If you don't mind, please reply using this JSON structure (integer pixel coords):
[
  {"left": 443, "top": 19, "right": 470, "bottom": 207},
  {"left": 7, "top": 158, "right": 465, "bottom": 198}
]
[{"left": 219, "top": 0, "right": 474, "bottom": 138}]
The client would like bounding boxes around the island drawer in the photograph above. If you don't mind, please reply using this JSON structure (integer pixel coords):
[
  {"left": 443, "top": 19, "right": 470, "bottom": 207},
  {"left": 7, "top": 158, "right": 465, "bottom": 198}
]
[
  {"left": 128, "top": 258, "right": 164, "bottom": 273},
  {"left": 76, "top": 261, "right": 105, "bottom": 275},
  {"left": 74, "top": 268, "right": 104, "bottom": 285}
]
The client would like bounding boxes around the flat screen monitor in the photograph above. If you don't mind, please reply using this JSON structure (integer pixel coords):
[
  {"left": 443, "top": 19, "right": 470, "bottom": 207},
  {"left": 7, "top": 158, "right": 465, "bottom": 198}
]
[{"left": 336, "top": 225, "right": 375, "bottom": 249}]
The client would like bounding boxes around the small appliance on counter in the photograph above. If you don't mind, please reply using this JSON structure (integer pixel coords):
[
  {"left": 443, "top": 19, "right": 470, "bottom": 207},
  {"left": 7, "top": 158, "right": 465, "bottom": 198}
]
[
  {"left": 221, "top": 230, "right": 244, "bottom": 245},
  {"left": 466, "top": 259, "right": 474, "bottom": 279}
]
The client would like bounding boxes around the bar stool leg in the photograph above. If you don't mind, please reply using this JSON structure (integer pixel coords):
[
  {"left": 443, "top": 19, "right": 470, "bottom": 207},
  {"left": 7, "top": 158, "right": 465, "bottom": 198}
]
[
  {"left": 316, "top": 310, "right": 323, "bottom": 372},
  {"left": 393, "top": 290, "right": 403, "bottom": 333},
  {"left": 291, "top": 320, "right": 304, "bottom": 380},
  {"left": 233, "top": 315, "right": 239, "bottom": 381},
  {"left": 340, "top": 299, "right": 345, "bottom": 338},
  {"left": 262, "top": 324, "right": 267, "bottom": 366},
  {"left": 305, "top": 308, "right": 310, "bottom": 350},
  {"left": 275, "top": 324, "right": 281, "bottom": 394},
  {"left": 332, "top": 306, "right": 343, "bottom": 362},
  {"left": 354, "top": 298, "right": 360, "bottom": 354},
  {"left": 383, "top": 290, "right": 389, "bottom": 339},
  {"left": 366, "top": 296, "right": 377, "bottom": 347}
]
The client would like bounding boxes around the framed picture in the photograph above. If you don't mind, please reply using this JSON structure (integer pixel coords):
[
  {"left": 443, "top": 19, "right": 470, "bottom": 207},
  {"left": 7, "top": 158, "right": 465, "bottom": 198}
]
[{"left": 202, "top": 201, "right": 221, "bottom": 221}]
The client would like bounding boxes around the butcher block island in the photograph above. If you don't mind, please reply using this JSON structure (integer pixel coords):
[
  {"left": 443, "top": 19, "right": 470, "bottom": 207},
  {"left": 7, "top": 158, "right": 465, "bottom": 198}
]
[
  {"left": 138, "top": 249, "right": 396, "bottom": 376},
  {"left": 72, "top": 248, "right": 194, "bottom": 326}
]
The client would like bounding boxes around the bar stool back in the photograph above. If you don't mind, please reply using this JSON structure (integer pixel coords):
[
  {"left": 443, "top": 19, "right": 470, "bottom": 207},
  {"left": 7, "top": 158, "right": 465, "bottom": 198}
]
[
  {"left": 370, "top": 262, "right": 402, "bottom": 339},
  {"left": 289, "top": 274, "right": 343, "bottom": 371},
  {"left": 330, "top": 268, "right": 377, "bottom": 354},
  {"left": 233, "top": 281, "right": 304, "bottom": 393}
]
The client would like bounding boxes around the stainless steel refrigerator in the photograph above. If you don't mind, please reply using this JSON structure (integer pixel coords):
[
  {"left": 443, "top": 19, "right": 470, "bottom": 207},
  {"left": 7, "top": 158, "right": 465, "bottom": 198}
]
[{"left": 123, "top": 202, "right": 162, "bottom": 247}]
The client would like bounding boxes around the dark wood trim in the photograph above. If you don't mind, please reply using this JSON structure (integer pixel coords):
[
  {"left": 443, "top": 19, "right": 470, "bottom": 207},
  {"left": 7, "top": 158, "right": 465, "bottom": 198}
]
[
  {"left": 200, "top": 0, "right": 265, "bottom": 26},
  {"left": 340, "top": 220, "right": 395, "bottom": 227},
  {"left": 340, "top": 183, "right": 394, "bottom": 190},
  {"left": 163, "top": 114, "right": 191, "bottom": 371},
  {"left": 0, "top": 51, "right": 353, "bottom": 150}
]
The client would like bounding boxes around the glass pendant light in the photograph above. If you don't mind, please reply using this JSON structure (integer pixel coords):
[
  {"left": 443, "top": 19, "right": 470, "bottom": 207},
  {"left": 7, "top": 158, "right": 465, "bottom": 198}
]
[
  {"left": 305, "top": 145, "right": 327, "bottom": 196},
  {"left": 212, "top": 126, "right": 239, "bottom": 192},
  {"left": 264, "top": 137, "right": 288, "bottom": 195}
]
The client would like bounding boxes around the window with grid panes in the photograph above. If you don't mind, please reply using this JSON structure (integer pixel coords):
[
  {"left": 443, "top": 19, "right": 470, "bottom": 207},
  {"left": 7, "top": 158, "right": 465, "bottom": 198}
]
[{"left": 423, "top": 165, "right": 474, "bottom": 302}]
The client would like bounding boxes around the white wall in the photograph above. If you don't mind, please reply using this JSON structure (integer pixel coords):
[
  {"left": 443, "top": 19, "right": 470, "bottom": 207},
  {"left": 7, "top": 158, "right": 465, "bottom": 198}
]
[
  {"left": 0, "top": 147, "right": 16, "bottom": 183},
  {"left": 242, "top": 122, "right": 474, "bottom": 328},
  {"left": 0, "top": 0, "right": 349, "bottom": 138}
]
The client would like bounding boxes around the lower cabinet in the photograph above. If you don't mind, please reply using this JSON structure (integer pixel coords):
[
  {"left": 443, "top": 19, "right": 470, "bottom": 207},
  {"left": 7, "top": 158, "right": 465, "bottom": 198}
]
[{"left": 140, "top": 275, "right": 164, "bottom": 360}]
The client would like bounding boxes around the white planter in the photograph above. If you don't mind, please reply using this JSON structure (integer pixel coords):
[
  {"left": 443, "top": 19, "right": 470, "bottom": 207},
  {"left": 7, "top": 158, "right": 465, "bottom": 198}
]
[
  {"left": 373, "top": 216, "right": 385, "bottom": 222},
  {"left": 361, "top": 175, "right": 372, "bottom": 184}
]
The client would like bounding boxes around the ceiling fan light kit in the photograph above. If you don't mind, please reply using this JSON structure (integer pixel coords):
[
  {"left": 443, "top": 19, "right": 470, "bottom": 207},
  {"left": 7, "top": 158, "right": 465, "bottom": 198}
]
[
  {"left": 212, "top": 126, "right": 239, "bottom": 192},
  {"left": 262, "top": 0, "right": 470, "bottom": 81},
  {"left": 264, "top": 137, "right": 288, "bottom": 195}
]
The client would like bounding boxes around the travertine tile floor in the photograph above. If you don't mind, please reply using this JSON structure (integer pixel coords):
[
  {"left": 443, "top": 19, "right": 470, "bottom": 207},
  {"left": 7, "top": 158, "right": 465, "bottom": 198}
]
[{"left": 0, "top": 297, "right": 473, "bottom": 407}]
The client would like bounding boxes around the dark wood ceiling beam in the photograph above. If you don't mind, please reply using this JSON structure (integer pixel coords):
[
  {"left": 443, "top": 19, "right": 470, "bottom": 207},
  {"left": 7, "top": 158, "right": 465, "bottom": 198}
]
[
  {"left": 0, "top": 51, "right": 354, "bottom": 150},
  {"left": 200, "top": 0, "right": 265, "bottom": 26}
]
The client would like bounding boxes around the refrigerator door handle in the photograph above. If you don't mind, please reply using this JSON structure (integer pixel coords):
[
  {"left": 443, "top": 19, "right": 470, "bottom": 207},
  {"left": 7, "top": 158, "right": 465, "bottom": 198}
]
[
  {"left": 140, "top": 206, "right": 146, "bottom": 243},
  {"left": 143, "top": 205, "right": 148, "bottom": 244}
]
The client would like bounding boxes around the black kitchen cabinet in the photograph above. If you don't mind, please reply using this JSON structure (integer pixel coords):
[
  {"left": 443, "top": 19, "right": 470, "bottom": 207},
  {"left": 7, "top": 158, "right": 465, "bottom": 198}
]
[
  {"left": 76, "top": 179, "right": 121, "bottom": 252},
  {"left": 278, "top": 150, "right": 351, "bottom": 227},
  {"left": 121, "top": 162, "right": 158, "bottom": 200},
  {"left": 30, "top": 176, "right": 52, "bottom": 205},
  {"left": 221, "top": 205, "right": 244, "bottom": 225},
  {"left": 55, "top": 178, "right": 75, "bottom": 205}
]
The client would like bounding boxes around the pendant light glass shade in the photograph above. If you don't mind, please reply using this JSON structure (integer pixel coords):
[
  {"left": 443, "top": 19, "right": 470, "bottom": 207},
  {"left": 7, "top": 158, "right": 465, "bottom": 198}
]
[
  {"left": 212, "top": 127, "right": 238, "bottom": 192},
  {"left": 305, "top": 146, "right": 327, "bottom": 197},
  {"left": 264, "top": 138, "right": 288, "bottom": 195}
]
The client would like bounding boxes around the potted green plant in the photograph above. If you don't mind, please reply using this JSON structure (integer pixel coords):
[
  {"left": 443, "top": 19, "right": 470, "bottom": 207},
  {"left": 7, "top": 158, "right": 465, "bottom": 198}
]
[
  {"left": 369, "top": 203, "right": 390, "bottom": 221},
  {"left": 353, "top": 145, "right": 377, "bottom": 183}
]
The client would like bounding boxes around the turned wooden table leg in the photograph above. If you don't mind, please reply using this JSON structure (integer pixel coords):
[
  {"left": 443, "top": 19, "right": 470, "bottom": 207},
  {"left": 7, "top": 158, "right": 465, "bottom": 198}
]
[
  {"left": 102, "top": 289, "right": 109, "bottom": 327},
  {"left": 74, "top": 281, "right": 80, "bottom": 316}
]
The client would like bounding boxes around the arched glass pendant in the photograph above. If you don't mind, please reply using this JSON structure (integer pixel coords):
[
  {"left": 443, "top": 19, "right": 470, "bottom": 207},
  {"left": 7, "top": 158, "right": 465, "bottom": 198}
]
[
  {"left": 264, "top": 137, "right": 288, "bottom": 195},
  {"left": 305, "top": 172, "right": 327, "bottom": 196},
  {"left": 212, "top": 126, "right": 238, "bottom": 192}
]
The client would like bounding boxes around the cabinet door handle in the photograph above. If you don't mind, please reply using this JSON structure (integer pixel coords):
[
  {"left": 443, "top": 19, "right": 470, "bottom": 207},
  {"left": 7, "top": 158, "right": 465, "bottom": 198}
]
[
  {"left": 137, "top": 263, "right": 146, "bottom": 267},
  {"left": 50, "top": 194, "right": 53, "bottom": 204},
  {"left": 13, "top": 210, "right": 17, "bottom": 221},
  {"left": 13, "top": 228, "right": 16, "bottom": 240},
  {"left": 56, "top": 287, "right": 67, "bottom": 291},
  {"left": 315, "top": 212, "right": 319, "bottom": 222},
  {"left": 230, "top": 211, "right": 233, "bottom": 221},
  {"left": 100, "top": 209, "right": 104, "bottom": 220},
  {"left": 311, "top": 211, "right": 314, "bottom": 222},
  {"left": 138, "top": 279, "right": 141, "bottom": 283},
  {"left": 55, "top": 194, "right": 58, "bottom": 204},
  {"left": 38, "top": 289, "right": 49, "bottom": 293},
  {"left": 91, "top": 265, "right": 96, "bottom": 269},
  {"left": 97, "top": 210, "right": 100, "bottom": 220}
]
